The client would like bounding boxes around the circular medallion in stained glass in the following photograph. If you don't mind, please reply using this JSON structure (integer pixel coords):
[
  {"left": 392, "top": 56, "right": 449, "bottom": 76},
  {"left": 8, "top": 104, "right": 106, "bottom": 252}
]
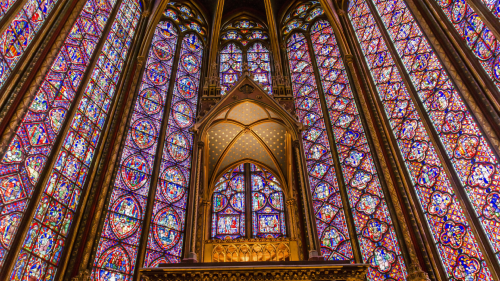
[
  {"left": 147, "top": 62, "right": 168, "bottom": 85},
  {"left": 153, "top": 208, "right": 181, "bottom": 249},
  {"left": 173, "top": 101, "right": 193, "bottom": 128},
  {"left": 131, "top": 119, "right": 157, "bottom": 149},
  {"left": 252, "top": 192, "right": 265, "bottom": 211},
  {"left": 185, "top": 34, "right": 202, "bottom": 52},
  {"left": 153, "top": 40, "right": 173, "bottom": 60},
  {"left": 109, "top": 195, "right": 141, "bottom": 239},
  {"left": 230, "top": 193, "right": 245, "bottom": 211},
  {"left": 167, "top": 132, "right": 190, "bottom": 162},
  {"left": 213, "top": 193, "right": 228, "bottom": 212},
  {"left": 161, "top": 166, "right": 186, "bottom": 186},
  {"left": 269, "top": 193, "right": 283, "bottom": 210},
  {"left": 96, "top": 247, "right": 131, "bottom": 279},
  {"left": 121, "top": 154, "right": 149, "bottom": 190},
  {"left": 159, "top": 179, "right": 185, "bottom": 203},
  {"left": 139, "top": 88, "right": 163, "bottom": 114},
  {"left": 177, "top": 77, "right": 197, "bottom": 98},
  {"left": 181, "top": 54, "right": 199, "bottom": 73}
]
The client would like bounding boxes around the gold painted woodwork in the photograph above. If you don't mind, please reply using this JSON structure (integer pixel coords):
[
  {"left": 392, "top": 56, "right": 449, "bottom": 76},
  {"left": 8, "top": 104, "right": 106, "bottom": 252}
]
[
  {"left": 140, "top": 263, "right": 368, "bottom": 281},
  {"left": 204, "top": 238, "right": 299, "bottom": 262}
]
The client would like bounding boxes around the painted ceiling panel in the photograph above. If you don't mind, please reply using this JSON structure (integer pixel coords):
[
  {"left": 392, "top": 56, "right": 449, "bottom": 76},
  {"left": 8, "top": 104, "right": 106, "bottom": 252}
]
[
  {"left": 216, "top": 132, "right": 278, "bottom": 177},
  {"left": 253, "top": 122, "right": 286, "bottom": 177},
  {"left": 226, "top": 102, "right": 268, "bottom": 124},
  {"left": 208, "top": 122, "right": 243, "bottom": 176}
]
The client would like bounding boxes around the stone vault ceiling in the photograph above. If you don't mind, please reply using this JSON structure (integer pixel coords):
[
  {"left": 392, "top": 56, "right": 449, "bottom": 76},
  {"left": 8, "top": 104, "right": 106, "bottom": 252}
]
[{"left": 207, "top": 101, "right": 288, "bottom": 181}]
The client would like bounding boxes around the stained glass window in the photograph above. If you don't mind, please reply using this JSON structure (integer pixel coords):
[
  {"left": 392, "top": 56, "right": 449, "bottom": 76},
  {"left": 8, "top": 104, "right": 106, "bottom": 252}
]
[
  {"left": 0, "top": 0, "right": 61, "bottom": 88},
  {"left": 0, "top": 0, "right": 17, "bottom": 19},
  {"left": 371, "top": 0, "right": 500, "bottom": 265},
  {"left": 348, "top": 0, "right": 494, "bottom": 279},
  {"left": 286, "top": 32, "right": 354, "bottom": 261},
  {"left": 144, "top": 33, "right": 204, "bottom": 266},
  {"left": 8, "top": 1, "right": 141, "bottom": 279},
  {"left": 310, "top": 18, "right": 406, "bottom": 279},
  {"left": 219, "top": 18, "right": 273, "bottom": 94},
  {"left": 0, "top": 0, "right": 121, "bottom": 273},
  {"left": 480, "top": 0, "right": 500, "bottom": 21},
  {"left": 212, "top": 165, "right": 246, "bottom": 239},
  {"left": 251, "top": 164, "right": 286, "bottom": 238},
  {"left": 211, "top": 163, "right": 286, "bottom": 239},
  {"left": 91, "top": 21, "right": 178, "bottom": 280},
  {"left": 436, "top": 0, "right": 500, "bottom": 91},
  {"left": 247, "top": 43, "right": 272, "bottom": 94},
  {"left": 92, "top": 3, "right": 206, "bottom": 277},
  {"left": 219, "top": 43, "right": 242, "bottom": 95}
]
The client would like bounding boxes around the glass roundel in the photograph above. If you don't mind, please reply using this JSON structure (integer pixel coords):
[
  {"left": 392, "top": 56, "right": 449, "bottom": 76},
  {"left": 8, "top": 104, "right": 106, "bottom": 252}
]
[{"left": 211, "top": 163, "right": 286, "bottom": 240}]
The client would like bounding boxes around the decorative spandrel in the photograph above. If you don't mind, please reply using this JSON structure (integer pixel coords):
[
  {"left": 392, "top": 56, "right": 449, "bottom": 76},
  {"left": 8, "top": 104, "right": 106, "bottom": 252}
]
[{"left": 349, "top": 0, "right": 494, "bottom": 279}]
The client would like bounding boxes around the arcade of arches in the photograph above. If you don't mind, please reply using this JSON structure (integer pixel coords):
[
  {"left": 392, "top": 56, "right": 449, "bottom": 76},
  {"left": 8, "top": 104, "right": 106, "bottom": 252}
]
[{"left": 1, "top": 0, "right": 500, "bottom": 280}]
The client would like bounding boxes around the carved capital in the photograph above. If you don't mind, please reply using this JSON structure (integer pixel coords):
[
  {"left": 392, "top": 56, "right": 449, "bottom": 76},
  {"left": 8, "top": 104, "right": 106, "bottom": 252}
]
[
  {"left": 344, "top": 54, "right": 353, "bottom": 63},
  {"left": 293, "top": 140, "right": 301, "bottom": 148},
  {"left": 137, "top": 55, "right": 146, "bottom": 67},
  {"left": 197, "top": 141, "right": 205, "bottom": 148},
  {"left": 337, "top": 9, "right": 345, "bottom": 17},
  {"left": 142, "top": 10, "right": 151, "bottom": 17}
]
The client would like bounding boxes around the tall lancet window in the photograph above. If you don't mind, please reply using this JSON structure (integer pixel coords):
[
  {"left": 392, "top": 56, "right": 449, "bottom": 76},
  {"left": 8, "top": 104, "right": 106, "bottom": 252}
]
[
  {"left": 92, "top": 2, "right": 206, "bottom": 279},
  {"left": 349, "top": 0, "right": 500, "bottom": 279},
  {"left": 211, "top": 163, "right": 286, "bottom": 240},
  {"left": 219, "top": 18, "right": 272, "bottom": 95},
  {"left": 1, "top": 0, "right": 141, "bottom": 279},
  {"left": 0, "top": 0, "right": 61, "bottom": 88},
  {"left": 432, "top": 0, "right": 500, "bottom": 91},
  {"left": 283, "top": 2, "right": 407, "bottom": 279}
]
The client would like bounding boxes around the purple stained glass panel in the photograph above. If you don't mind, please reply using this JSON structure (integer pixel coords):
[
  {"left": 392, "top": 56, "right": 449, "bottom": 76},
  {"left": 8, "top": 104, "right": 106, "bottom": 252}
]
[
  {"left": 247, "top": 43, "right": 272, "bottom": 94},
  {"left": 436, "top": 0, "right": 500, "bottom": 91},
  {"left": 480, "top": 0, "right": 500, "bottom": 21},
  {"left": 219, "top": 43, "right": 242, "bottom": 95},
  {"left": 0, "top": 0, "right": 61, "bottom": 88},
  {"left": 144, "top": 33, "right": 203, "bottom": 267},
  {"left": 286, "top": 32, "right": 354, "bottom": 261},
  {"left": 372, "top": 0, "right": 500, "bottom": 263},
  {"left": 8, "top": 1, "right": 141, "bottom": 279},
  {"left": 349, "top": 0, "right": 494, "bottom": 279},
  {"left": 0, "top": 0, "right": 118, "bottom": 273},
  {"left": 92, "top": 21, "right": 178, "bottom": 280},
  {"left": 311, "top": 19, "right": 407, "bottom": 279},
  {"left": 211, "top": 165, "right": 246, "bottom": 240},
  {"left": 251, "top": 165, "right": 286, "bottom": 238}
]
